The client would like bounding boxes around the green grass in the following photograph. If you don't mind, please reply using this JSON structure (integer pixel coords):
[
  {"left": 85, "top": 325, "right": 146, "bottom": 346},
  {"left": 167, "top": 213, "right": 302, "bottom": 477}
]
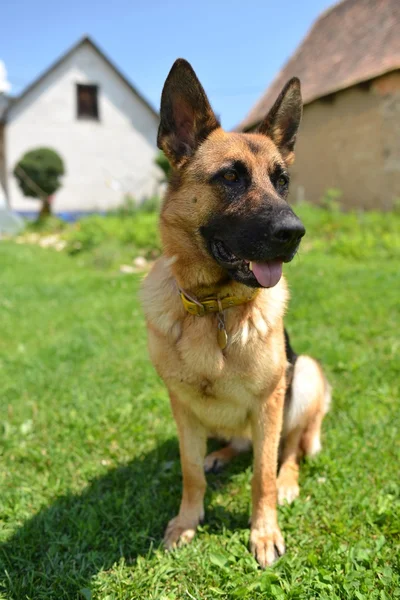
[{"left": 1, "top": 216, "right": 399, "bottom": 599}]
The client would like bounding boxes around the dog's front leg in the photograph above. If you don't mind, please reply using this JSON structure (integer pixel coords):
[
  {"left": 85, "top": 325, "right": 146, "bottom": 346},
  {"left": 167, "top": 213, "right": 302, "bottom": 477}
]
[
  {"left": 164, "top": 393, "right": 207, "bottom": 549},
  {"left": 250, "top": 374, "right": 286, "bottom": 568}
]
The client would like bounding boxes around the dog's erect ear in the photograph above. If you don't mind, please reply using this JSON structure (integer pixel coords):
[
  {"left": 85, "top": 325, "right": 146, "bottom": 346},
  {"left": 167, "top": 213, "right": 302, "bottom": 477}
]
[
  {"left": 157, "top": 59, "right": 220, "bottom": 168},
  {"left": 258, "top": 78, "right": 302, "bottom": 163}
]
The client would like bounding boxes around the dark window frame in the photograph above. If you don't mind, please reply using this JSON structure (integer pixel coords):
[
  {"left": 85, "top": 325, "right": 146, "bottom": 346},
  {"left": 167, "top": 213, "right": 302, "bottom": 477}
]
[{"left": 76, "top": 84, "right": 100, "bottom": 121}]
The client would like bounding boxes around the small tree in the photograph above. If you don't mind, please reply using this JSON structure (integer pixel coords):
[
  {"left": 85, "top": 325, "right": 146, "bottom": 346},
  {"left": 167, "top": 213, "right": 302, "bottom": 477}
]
[{"left": 13, "top": 148, "right": 65, "bottom": 219}]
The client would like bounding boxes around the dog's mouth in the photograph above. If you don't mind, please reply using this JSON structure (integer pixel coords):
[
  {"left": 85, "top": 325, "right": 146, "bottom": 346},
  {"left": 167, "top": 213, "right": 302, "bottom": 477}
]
[{"left": 210, "top": 239, "right": 296, "bottom": 288}]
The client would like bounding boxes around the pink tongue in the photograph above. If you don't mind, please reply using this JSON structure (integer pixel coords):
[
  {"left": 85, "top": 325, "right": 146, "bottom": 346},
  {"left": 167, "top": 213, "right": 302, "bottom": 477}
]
[{"left": 251, "top": 259, "right": 283, "bottom": 288}]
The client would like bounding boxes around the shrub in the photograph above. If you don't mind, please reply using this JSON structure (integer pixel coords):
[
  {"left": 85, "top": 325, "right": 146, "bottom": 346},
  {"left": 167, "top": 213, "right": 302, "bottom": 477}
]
[
  {"left": 320, "top": 187, "right": 343, "bottom": 212},
  {"left": 112, "top": 195, "right": 138, "bottom": 216},
  {"left": 63, "top": 212, "right": 160, "bottom": 258},
  {"left": 155, "top": 151, "right": 172, "bottom": 183},
  {"left": 138, "top": 195, "right": 162, "bottom": 213},
  {"left": 295, "top": 201, "right": 400, "bottom": 260},
  {"left": 13, "top": 148, "right": 65, "bottom": 219},
  {"left": 25, "top": 216, "right": 66, "bottom": 234},
  {"left": 111, "top": 195, "right": 162, "bottom": 217}
]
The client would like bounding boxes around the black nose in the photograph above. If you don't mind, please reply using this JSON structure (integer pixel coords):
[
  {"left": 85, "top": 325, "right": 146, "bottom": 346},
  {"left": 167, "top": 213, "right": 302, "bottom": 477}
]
[{"left": 271, "top": 212, "right": 305, "bottom": 246}]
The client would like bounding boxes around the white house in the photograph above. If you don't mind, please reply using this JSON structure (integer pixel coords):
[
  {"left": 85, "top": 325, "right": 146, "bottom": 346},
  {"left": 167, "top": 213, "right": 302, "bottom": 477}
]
[{"left": 0, "top": 36, "right": 161, "bottom": 217}]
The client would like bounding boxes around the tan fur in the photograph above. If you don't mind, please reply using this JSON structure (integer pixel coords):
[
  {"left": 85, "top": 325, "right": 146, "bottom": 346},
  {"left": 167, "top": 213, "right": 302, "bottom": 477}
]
[
  {"left": 141, "top": 250, "right": 329, "bottom": 567},
  {"left": 141, "top": 257, "right": 289, "bottom": 563},
  {"left": 160, "top": 130, "right": 284, "bottom": 296},
  {"left": 140, "top": 63, "right": 330, "bottom": 568}
]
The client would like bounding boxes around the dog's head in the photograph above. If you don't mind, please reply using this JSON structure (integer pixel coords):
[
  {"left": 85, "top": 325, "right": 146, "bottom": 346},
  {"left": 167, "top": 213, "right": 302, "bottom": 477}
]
[{"left": 158, "top": 59, "right": 305, "bottom": 289}]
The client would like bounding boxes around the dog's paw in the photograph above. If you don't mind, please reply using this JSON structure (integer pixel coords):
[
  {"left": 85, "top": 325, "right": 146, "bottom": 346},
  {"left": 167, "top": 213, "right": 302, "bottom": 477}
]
[
  {"left": 163, "top": 516, "right": 197, "bottom": 550},
  {"left": 204, "top": 451, "right": 229, "bottom": 474},
  {"left": 250, "top": 524, "right": 285, "bottom": 569},
  {"left": 277, "top": 474, "right": 300, "bottom": 505}
]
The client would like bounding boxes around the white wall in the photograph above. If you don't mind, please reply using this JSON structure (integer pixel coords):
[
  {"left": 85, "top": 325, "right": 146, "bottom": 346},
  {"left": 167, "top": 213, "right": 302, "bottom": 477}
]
[{"left": 6, "top": 43, "right": 161, "bottom": 214}]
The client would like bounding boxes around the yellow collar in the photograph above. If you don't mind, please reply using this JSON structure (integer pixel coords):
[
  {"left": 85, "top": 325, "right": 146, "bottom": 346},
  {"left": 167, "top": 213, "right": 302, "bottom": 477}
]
[{"left": 179, "top": 288, "right": 259, "bottom": 317}]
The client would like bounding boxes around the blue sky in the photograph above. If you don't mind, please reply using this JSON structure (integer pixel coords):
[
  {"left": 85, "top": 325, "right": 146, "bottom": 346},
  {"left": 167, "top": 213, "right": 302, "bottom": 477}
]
[{"left": 1, "top": 0, "right": 334, "bottom": 130}]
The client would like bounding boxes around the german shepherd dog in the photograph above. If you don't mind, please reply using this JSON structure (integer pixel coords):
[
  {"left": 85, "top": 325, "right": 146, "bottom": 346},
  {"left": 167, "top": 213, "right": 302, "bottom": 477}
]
[{"left": 141, "top": 59, "right": 331, "bottom": 568}]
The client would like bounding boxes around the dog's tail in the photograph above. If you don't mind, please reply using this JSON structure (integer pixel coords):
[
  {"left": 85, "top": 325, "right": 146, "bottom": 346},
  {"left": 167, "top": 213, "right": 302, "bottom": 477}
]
[
  {"left": 300, "top": 357, "right": 331, "bottom": 457},
  {"left": 284, "top": 355, "right": 331, "bottom": 457}
]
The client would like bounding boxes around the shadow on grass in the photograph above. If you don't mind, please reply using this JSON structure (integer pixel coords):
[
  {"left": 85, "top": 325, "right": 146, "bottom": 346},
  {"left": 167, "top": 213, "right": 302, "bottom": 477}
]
[{"left": 0, "top": 439, "right": 252, "bottom": 599}]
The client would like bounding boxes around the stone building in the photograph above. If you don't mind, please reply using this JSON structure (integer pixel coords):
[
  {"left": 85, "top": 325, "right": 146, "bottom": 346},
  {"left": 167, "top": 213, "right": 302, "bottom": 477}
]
[{"left": 239, "top": 0, "right": 400, "bottom": 210}]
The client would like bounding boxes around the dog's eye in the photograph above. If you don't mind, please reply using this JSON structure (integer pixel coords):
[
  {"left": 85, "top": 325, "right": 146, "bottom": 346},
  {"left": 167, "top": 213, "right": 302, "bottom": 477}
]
[
  {"left": 277, "top": 175, "right": 288, "bottom": 188},
  {"left": 274, "top": 172, "right": 289, "bottom": 194},
  {"left": 223, "top": 170, "right": 238, "bottom": 182}
]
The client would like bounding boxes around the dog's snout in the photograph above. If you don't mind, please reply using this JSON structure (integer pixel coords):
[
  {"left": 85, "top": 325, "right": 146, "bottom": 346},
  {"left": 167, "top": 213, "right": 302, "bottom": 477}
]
[{"left": 271, "top": 213, "right": 305, "bottom": 247}]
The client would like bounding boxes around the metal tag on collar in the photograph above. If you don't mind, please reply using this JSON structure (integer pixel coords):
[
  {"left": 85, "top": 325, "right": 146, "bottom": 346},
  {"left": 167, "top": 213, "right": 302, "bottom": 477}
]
[{"left": 197, "top": 303, "right": 206, "bottom": 316}]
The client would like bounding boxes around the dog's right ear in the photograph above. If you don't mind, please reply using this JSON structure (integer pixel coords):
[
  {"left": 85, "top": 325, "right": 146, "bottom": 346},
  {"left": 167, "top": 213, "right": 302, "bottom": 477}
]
[{"left": 157, "top": 59, "right": 220, "bottom": 168}]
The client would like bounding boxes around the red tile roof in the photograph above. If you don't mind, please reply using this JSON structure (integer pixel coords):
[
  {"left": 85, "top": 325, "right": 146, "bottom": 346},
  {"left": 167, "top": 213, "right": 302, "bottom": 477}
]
[{"left": 239, "top": 0, "right": 400, "bottom": 130}]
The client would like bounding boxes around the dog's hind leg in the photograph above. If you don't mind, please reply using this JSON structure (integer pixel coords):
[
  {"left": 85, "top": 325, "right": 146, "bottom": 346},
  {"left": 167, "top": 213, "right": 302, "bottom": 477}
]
[
  {"left": 204, "top": 437, "right": 251, "bottom": 473},
  {"left": 277, "top": 426, "right": 303, "bottom": 505},
  {"left": 277, "top": 355, "right": 331, "bottom": 505}
]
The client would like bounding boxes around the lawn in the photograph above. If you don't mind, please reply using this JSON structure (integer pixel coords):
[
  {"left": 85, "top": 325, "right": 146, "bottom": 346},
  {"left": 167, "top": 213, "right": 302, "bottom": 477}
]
[{"left": 0, "top": 208, "right": 399, "bottom": 599}]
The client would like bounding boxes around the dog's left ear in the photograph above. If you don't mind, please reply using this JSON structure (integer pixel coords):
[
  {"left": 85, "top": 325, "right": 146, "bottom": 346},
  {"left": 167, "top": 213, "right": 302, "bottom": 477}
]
[
  {"left": 258, "top": 78, "right": 302, "bottom": 164},
  {"left": 157, "top": 59, "right": 220, "bottom": 168}
]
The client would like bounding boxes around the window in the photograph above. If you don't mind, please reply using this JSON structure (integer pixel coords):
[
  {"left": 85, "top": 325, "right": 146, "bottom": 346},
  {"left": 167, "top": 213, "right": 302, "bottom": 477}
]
[{"left": 76, "top": 84, "right": 99, "bottom": 120}]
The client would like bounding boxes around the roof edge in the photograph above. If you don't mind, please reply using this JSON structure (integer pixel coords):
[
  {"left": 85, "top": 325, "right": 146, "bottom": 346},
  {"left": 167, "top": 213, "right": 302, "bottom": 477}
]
[
  {"left": 6, "top": 35, "right": 158, "bottom": 120},
  {"left": 235, "top": 13, "right": 323, "bottom": 132},
  {"left": 239, "top": 65, "right": 400, "bottom": 131}
]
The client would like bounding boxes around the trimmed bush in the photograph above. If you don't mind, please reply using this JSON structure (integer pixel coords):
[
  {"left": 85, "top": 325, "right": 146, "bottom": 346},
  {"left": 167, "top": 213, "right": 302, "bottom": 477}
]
[{"left": 13, "top": 147, "right": 65, "bottom": 218}]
